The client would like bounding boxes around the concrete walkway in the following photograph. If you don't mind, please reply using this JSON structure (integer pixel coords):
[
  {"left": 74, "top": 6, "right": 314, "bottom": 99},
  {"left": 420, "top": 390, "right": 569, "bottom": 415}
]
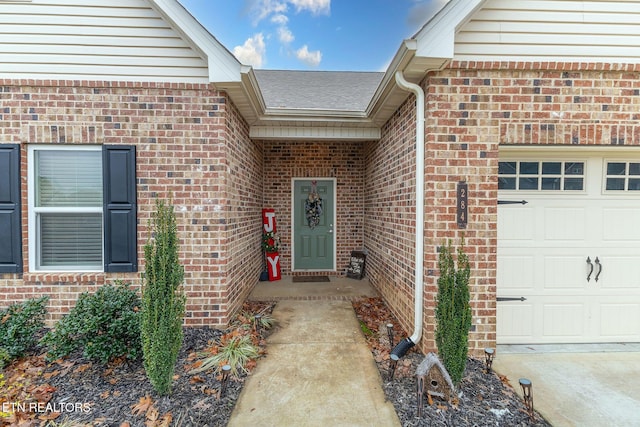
[
  {"left": 228, "top": 297, "right": 400, "bottom": 427},
  {"left": 494, "top": 344, "right": 640, "bottom": 427}
]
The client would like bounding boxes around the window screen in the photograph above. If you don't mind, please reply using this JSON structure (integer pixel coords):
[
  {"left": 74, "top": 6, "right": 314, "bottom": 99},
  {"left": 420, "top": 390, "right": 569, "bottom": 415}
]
[{"left": 34, "top": 150, "right": 103, "bottom": 269}]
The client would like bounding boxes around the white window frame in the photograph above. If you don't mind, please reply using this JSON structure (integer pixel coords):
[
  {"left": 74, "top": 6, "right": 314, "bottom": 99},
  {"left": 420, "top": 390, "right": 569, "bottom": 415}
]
[
  {"left": 28, "top": 145, "right": 103, "bottom": 272},
  {"left": 603, "top": 159, "right": 640, "bottom": 193},
  {"left": 498, "top": 159, "right": 587, "bottom": 193}
]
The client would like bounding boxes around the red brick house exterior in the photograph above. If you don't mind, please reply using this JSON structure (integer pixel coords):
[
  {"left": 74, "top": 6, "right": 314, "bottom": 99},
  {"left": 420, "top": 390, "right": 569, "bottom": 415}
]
[{"left": 2, "top": 0, "right": 640, "bottom": 355}]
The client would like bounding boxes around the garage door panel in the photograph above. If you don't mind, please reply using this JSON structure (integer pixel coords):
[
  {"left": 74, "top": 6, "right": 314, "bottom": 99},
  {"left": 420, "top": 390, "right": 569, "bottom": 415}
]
[
  {"left": 497, "top": 255, "right": 535, "bottom": 290},
  {"left": 497, "top": 304, "right": 534, "bottom": 339},
  {"left": 544, "top": 208, "right": 586, "bottom": 240},
  {"left": 543, "top": 255, "right": 586, "bottom": 290},
  {"left": 498, "top": 153, "right": 640, "bottom": 344},
  {"left": 603, "top": 208, "right": 640, "bottom": 241},
  {"left": 498, "top": 207, "right": 534, "bottom": 241},
  {"left": 542, "top": 303, "right": 585, "bottom": 337},
  {"left": 597, "top": 256, "right": 640, "bottom": 289},
  {"left": 598, "top": 303, "right": 640, "bottom": 338}
]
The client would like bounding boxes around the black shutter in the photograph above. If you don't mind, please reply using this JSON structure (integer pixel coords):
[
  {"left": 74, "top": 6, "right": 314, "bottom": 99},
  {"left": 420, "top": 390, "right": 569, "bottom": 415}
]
[
  {"left": 0, "top": 145, "right": 22, "bottom": 273},
  {"left": 103, "top": 145, "right": 137, "bottom": 272}
]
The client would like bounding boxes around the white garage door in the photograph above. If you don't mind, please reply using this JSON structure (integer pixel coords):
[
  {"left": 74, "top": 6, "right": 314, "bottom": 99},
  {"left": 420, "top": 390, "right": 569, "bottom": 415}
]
[{"left": 497, "top": 151, "right": 640, "bottom": 344}]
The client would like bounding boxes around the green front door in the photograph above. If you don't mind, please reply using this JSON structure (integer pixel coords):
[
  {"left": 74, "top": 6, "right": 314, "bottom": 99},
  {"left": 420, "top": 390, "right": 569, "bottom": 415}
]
[{"left": 293, "top": 179, "right": 335, "bottom": 270}]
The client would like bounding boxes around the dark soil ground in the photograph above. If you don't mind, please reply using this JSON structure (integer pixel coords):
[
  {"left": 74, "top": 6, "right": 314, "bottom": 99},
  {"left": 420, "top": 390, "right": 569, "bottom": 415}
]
[{"left": 1, "top": 297, "right": 551, "bottom": 426}]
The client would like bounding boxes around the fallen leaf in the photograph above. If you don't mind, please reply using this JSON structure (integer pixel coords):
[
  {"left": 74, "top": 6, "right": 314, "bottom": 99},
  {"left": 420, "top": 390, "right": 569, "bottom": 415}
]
[
  {"left": 192, "top": 399, "right": 212, "bottom": 411},
  {"left": 119, "top": 422, "right": 131, "bottom": 427},
  {"left": 145, "top": 405, "right": 159, "bottom": 426},
  {"left": 158, "top": 412, "right": 173, "bottom": 427},
  {"left": 32, "top": 384, "right": 57, "bottom": 402},
  {"left": 37, "top": 411, "right": 61, "bottom": 421},
  {"left": 131, "top": 395, "right": 153, "bottom": 416},
  {"left": 190, "top": 375, "right": 205, "bottom": 384},
  {"left": 108, "top": 377, "right": 118, "bottom": 385},
  {"left": 74, "top": 363, "right": 92, "bottom": 374},
  {"left": 43, "top": 370, "right": 60, "bottom": 380},
  {"left": 113, "top": 390, "right": 122, "bottom": 397},
  {"left": 100, "top": 390, "right": 110, "bottom": 399}
]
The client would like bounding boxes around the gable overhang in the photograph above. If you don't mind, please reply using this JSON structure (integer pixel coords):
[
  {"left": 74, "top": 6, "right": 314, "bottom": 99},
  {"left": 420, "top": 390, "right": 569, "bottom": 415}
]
[
  {"left": 154, "top": 0, "right": 487, "bottom": 141},
  {"left": 149, "top": 0, "right": 242, "bottom": 84},
  {"left": 367, "top": 0, "right": 489, "bottom": 128}
]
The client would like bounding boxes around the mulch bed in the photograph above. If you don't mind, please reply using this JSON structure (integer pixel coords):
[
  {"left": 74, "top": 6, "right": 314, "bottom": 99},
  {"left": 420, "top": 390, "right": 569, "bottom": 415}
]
[
  {"left": 0, "top": 301, "right": 275, "bottom": 427},
  {"left": 352, "top": 297, "right": 552, "bottom": 427},
  {"left": 2, "top": 297, "right": 552, "bottom": 426}
]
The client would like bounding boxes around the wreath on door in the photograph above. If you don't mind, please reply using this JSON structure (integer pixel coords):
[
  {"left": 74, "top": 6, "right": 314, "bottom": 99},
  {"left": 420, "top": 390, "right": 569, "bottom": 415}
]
[{"left": 305, "top": 180, "right": 323, "bottom": 229}]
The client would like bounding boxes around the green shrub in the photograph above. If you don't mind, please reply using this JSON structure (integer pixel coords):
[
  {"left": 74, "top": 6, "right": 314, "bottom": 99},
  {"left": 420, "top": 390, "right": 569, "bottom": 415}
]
[
  {"left": 41, "top": 283, "right": 141, "bottom": 364},
  {"left": 142, "top": 198, "right": 186, "bottom": 395},
  {"left": 435, "top": 240, "right": 472, "bottom": 386},
  {"left": 0, "top": 296, "right": 48, "bottom": 367}
]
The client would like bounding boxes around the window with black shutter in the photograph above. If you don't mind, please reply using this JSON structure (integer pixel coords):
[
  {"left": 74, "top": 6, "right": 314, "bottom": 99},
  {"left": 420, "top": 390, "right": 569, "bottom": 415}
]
[{"left": 27, "top": 145, "right": 137, "bottom": 273}]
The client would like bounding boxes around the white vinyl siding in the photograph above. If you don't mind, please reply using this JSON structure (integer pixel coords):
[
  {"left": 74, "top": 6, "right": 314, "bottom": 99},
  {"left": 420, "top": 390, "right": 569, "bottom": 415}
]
[
  {"left": 0, "top": 0, "right": 209, "bottom": 82},
  {"left": 456, "top": 0, "right": 640, "bottom": 63}
]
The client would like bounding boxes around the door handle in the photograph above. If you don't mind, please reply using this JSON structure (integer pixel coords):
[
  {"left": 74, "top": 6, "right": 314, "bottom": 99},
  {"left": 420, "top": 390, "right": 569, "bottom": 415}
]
[
  {"left": 586, "top": 256, "right": 594, "bottom": 282},
  {"left": 595, "top": 257, "right": 602, "bottom": 282}
]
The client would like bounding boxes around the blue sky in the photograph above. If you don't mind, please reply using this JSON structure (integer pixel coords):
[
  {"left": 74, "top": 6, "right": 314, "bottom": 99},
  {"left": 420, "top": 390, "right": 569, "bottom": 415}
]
[{"left": 178, "top": 0, "right": 449, "bottom": 71}]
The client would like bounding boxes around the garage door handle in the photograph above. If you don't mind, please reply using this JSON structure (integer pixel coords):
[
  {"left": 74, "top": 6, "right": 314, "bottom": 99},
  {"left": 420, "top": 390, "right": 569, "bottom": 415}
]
[
  {"left": 586, "top": 256, "right": 594, "bottom": 282},
  {"left": 595, "top": 257, "right": 602, "bottom": 282}
]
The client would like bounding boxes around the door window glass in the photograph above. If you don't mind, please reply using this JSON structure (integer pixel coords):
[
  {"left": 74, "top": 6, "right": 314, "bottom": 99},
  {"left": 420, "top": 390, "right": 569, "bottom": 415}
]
[{"left": 605, "top": 161, "right": 640, "bottom": 191}]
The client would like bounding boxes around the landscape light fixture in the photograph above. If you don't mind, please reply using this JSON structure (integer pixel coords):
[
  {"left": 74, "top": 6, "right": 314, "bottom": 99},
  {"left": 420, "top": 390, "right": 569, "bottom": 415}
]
[
  {"left": 519, "top": 378, "right": 534, "bottom": 420},
  {"left": 254, "top": 314, "right": 262, "bottom": 334},
  {"left": 484, "top": 348, "right": 495, "bottom": 373},
  {"left": 386, "top": 323, "right": 394, "bottom": 348},
  {"left": 388, "top": 354, "right": 400, "bottom": 381},
  {"left": 220, "top": 364, "right": 232, "bottom": 398}
]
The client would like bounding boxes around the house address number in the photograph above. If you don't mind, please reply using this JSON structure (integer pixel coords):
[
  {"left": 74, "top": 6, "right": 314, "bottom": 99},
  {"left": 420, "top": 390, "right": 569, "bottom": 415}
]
[{"left": 457, "top": 181, "right": 468, "bottom": 229}]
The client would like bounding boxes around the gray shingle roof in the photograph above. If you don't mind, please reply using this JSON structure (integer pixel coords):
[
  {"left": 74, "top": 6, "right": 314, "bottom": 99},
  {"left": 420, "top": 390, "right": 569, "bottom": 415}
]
[{"left": 254, "top": 70, "right": 384, "bottom": 112}]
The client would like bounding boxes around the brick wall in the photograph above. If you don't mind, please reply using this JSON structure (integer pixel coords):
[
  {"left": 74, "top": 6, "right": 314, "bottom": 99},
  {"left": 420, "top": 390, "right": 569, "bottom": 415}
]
[
  {"left": 367, "top": 61, "right": 640, "bottom": 356},
  {"left": 262, "top": 140, "right": 366, "bottom": 275},
  {"left": 223, "top": 101, "right": 264, "bottom": 323},
  {"left": 0, "top": 80, "right": 260, "bottom": 327},
  {"left": 364, "top": 97, "right": 419, "bottom": 345}
]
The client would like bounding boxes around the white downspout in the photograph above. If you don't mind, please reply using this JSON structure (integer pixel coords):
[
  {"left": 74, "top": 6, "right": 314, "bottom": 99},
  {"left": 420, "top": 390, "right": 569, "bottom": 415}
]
[{"left": 394, "top": 70, "right": 425, "bottom": 347}]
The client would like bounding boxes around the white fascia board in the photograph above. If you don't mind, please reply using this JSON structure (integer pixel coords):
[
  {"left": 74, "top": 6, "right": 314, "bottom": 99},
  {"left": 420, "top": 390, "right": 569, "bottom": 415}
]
[
  {"left": 262, "top": 109, "right": 369, "bottom": 120},
  {"left": 240, "top": 66, "right": 267, "bottom": 115},
  {"left": 366, "top": 39, "right": 417, "bottom": 116},
  {"left": 250, "top": 126, "right": 380, "bottom": 141},
  {"left": 149, "top": 0, "right": 241, "bottom": 83},
  {"left": 415, "top": 0, "right": 487, "bottom": 59}
]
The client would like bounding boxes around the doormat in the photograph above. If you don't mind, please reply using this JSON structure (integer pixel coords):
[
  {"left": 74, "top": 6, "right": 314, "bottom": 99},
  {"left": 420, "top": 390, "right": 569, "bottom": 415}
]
[{"left": 292, "top": 276, "right": 330, "bottom": 283}]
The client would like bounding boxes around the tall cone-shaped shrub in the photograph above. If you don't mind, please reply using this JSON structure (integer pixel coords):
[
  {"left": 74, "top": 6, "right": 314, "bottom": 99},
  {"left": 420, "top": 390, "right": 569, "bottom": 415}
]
[
  {"left": 142, "top": 198, "right": 186, "bottom": 395},
  {"left": 435, "top": 240, "right": 472, "bottom": 386}
]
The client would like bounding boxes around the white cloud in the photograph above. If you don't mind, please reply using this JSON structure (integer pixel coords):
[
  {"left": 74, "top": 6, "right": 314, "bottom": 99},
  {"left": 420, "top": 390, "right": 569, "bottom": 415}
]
[
  {"left": 271, "top": 13, "right": 289, "bottom": 25},
  {"left": 289, "top": 0, "right": 330, "bottom": 15},
  {"left": 278, "top": 27, "right": 295, "bottom": 44},
  {"left": 295, "top": 45, "right": 322, "bottom": 67},
  {"left": 233, "top": 33, "right": 267, "bottom": 67},
  {"left": 250, "top": 0, "right": 288, "bottom": 25},
  {"left": 244, "top": 0, "right": 330, "bottom": 67}
]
